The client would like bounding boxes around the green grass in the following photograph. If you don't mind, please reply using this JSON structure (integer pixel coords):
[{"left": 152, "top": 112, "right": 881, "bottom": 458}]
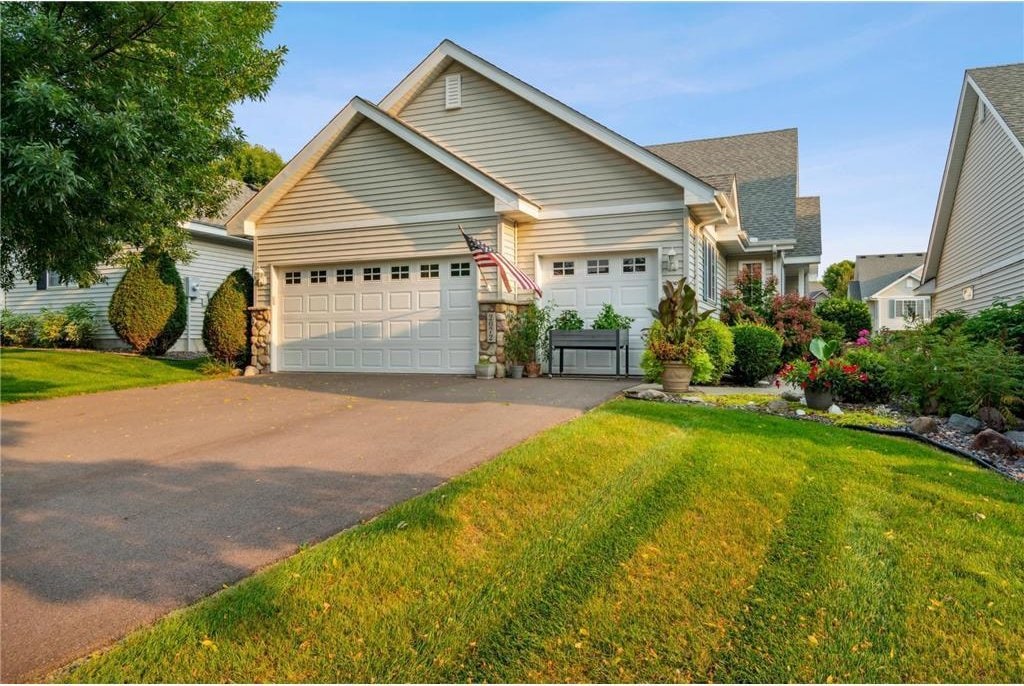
[
  {"left": 1, "top": 348, "right": 211, "bottom": 402},
  {"left": 62, "top": 401, "right": 1024, "bottom": 683}
]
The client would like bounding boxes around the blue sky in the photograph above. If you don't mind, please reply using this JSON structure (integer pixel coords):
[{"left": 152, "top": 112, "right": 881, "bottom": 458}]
[{"left": 234, "top": 2, "right": 1023, "bottom": 270}]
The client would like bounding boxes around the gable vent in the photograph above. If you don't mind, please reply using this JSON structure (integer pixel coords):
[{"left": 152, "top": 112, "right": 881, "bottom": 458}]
[{"left": 444, "top": 73, "right": 462, "bottom": 110}]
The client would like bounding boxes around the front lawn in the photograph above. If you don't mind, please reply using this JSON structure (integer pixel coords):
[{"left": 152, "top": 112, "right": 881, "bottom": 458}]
[
  {"left": 1, "top": 348, "right": 209, "bottom": 402},
  {"left": 62, "top": 401, "right": 1024, "bottom": 682}
]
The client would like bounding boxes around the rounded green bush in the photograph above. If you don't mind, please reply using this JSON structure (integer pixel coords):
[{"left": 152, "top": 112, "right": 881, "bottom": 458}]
[
  {"left": 815, "top": 298, "right": 871, "bottom": 341},
  {"left": 730, "top": 323, "right": 783, "bottom": 386},
  {"left": 818, "top": 318, "right": 847, "bottom": 345},
  {"left": 108, "top": 250, "right": 187, "bottom": 355},
  {"left": 202, "top": 268, "right": 253, "bottom": 365},
  {"left": 694, "top": 318, "right": 735, "bottom": 385}
]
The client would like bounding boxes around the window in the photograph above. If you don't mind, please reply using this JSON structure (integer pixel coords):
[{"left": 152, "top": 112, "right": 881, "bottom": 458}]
[
  {"left": 36, "top": 270, "right": 68, "bottom": 290},
  {"left": 444, "top": 73, "right": 462, "bottom": 110},
  {"left": 310, "top": 269, "right": 327, "bottom": 284},
  {"left": 284, "top": 271, "right": 301, "bottom": 285},
  {"left": 391, "top": 265, "right": 410, "bottom": 280},
  {"left": 552, "top": 260, "right": 574, "bottom": 276},
  {"left": 740, "top": 262, "right": 764, "bottom": 280},
  {"left": 420, "top": 264, "right": 439, "bottom": 278},
  {"left": 451, "top": 262, "right": 471, "bottom": 277},
  {"left": 336, "top": 268, "right": 353, "bottom": 282},
  {"left": 363, "top": 267, "right": 381, "bottom": 281},
  {"left": 622, "top": 257, "right": 646, "bottom": 274},
  {"left": 890, "top": 298, "right": 931, "bottom": 320},
  {"left": 586, "top": 258, "right": 609, "bottom": 275},
  {"left": 702, "top": 238, "right": 719, "bottom": 302}
]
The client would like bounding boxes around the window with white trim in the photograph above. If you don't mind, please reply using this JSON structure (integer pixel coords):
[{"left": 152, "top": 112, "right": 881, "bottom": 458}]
[
  {"left": 284, "top": 271, "right": 301, "bottom": 285},
  {"left": 889, "top": 298, "right": 931, "bottom": 320},
  {"left": 623, "top": 257, "right": 646, "bottom": 273},
  {"left": 310, "top": 269, "right": 327, "bottom": 284},
  {"left": 451, "top": 262, "right": 471, "bottom": 277},
  {"left": 336, "top": 268, "right": 353, "bottom": 282},
  {"left": 702, "top": 238, "right": 719, "bottom": 302},
  {"left": 420, "top": 264, "right": 439, "bottom": 278},
  {"left": 391, "top": 265, "right": 409, "bottom": 280},
  {"left": 363, "top": 267, "right": 381, "bottom": 281},
  {"left": 552, "top": 260, "right": 574, "bottom": 276},
  {"left": 37, "top": 270, "right": 78, "bottom": 289},
  {"left": 586, "top": 258, "right": 609, "bottom": 275},
  {"left": 740, "top": 262, "right": 764, "bottom": 280}
]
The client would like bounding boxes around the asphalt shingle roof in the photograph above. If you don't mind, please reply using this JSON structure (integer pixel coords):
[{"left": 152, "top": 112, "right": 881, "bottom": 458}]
[
  {"left": 849, "top": 253, "right": 925, "bottom": 301},
  {"left": 793, "top": 196, "right": 821, "bottom": 258},
  {"left": 646, "top": 129, "right": 798, "bottom": 243},
  {"left": 968, "top": 63, "right": 1024, "bottom": 146},
  {"left": 198, "top": 182, "right": 259, "bottom": 227}
]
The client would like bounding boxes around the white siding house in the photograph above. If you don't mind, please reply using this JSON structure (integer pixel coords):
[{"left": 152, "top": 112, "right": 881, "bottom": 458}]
[{"left": 919, "top": 63, "right": 1024, "bottom": 315}]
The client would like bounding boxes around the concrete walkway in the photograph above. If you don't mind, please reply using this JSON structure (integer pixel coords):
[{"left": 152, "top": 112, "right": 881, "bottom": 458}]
[{"left": 1, "top": 373, "right": 629, "bottom": 681}]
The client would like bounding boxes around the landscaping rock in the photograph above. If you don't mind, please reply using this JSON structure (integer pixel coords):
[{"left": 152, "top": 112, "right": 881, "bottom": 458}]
[
  {"left": 780, "top": 389, "right": 803, "bottom": 402},
  {"left": 637, "top": 389, "right": 668, "bottom": 402},
  {"left": 948, "top": 414, "right": 983, "bottom": 434},
  {"left": 971, "top": 429, "right": 1022, "bottom": 459},
  {"left": 495, "top": 363, "right": 506, "bottom": 379},
  {"left": 978, "top": 406, "right": 1006, "bottom": 432},
  {"left": 242, "top": 365, "right": 258, "bottom": 377},
  {"left": 828, "top": 404, "right": 843, "bottom": 415},
  {"left": 910, "top": 416, "right": 939, "bottom": 435},
  {"left": 1005, "top": 431, "right": 1024, "bottom": 449},
  {"left": 768, "top": 399, "right": 790, "bottom": 413},
  {"left": 795, "top": 409, "right": 807, "bottom": 416}
]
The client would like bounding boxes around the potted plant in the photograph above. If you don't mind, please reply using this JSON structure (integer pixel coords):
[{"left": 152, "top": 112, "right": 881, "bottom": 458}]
[
  {"left": 509, "top": 302, "right": 550, "bottom": 378},
  {"left": 647, "top": 279, "right": 712, "bottom": 393},
  {"left": 504, "top": 310, "right": 529, "bottom": 379},
  {"left": 776, "top": 337, "right": 867, "bottom": 410},
  {"left": 548, "top": 305, "right": 634, "bottom": 376},
  {"left": 475, "top": 355, "right": 496, "bottom": 380}
]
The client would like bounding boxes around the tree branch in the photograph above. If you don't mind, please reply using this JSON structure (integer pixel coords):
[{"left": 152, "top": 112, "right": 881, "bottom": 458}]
[{"left": 89, "top": 5, "right": 172, "bottom": 64}]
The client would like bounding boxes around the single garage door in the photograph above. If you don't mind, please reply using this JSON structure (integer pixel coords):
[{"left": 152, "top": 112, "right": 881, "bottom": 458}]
[
  {"left": 277, "top": 259, "right": 478, "bottom": 373},
  {"left": 542, "top": 252, "right": 657, "bottom": 374}
]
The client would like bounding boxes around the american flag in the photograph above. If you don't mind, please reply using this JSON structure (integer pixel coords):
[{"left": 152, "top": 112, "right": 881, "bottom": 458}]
[{"left": 460, "top": 226, "right": 542, "bottom": 297}]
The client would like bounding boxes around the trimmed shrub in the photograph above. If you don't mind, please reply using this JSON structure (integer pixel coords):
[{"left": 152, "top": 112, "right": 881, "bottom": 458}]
[
  {"left": 837, "top": 347, "right": 892, "bottom": 403},
  {"left": 929, "top": 309, "right": 969, "bottom": 334},
  {"left": 36, "top": 304, "right": 96, "bottom": 348},
  {"left": 770, "top": 293, "right": 821, "bottom": 360},
  {"left": 694, "top": 318, "right": 735, "bottom": 385},
  {"left": 1, "top": 309, "right": 37, "bottom": 346},
  {"left": 961, "top": 301, "right": 1024, "bottom": 354},
  {"left": 815, "top": 297, "right": 872, "bottom": 341},
  {"left": 202, "top": 268, "right": 253, "bottom": 366},
  {"left": 108, "top": 250, "right": 187, "bottom": 355},
  {"left": 730, "top": 323, "right": 783, "bottom": 386},
  {"left": 818, "top": 318, "right": 847, "bottom": 345}
]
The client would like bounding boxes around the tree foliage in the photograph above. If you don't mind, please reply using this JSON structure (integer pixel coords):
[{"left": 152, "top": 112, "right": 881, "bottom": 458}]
[
  {"left": 820, "top": 260, "right": 855, "bottom": 298},
  {"left": 1, "top": 2, "right": 285, "bottom": 289},
  {"left": 108, "top": 250, "right": 186, "bottom": 355},
  {"left": 220, "top": 141, "right": 284, "bottom": 188}
]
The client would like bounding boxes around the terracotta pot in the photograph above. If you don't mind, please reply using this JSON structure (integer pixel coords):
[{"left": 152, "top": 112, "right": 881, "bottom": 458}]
[
  {"left": 508, "top": 364, "right": 524, "bottom": 379},
  {"left": 804, "top": 388, "right": 833, "bottom": 411},
  {"left": 662, "top": 361, "right": 693, "bottom": 393},
  {"left": 524, "top": 361, "right": 541, "bottom": 378}
]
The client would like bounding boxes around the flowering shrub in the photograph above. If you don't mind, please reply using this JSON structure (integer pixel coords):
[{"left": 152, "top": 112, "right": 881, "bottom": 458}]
[
  {"left": 855, "top": 329, "right": 871, "bottom": 346},
  {"left": 770, "top": 293, "right": 822, "bottom": 360},
  {"left": 720, "top": 269, "right": 777, "bottom": 324},
  {"left": 778, "top": 358, "right": 867, "bottom": 393}
]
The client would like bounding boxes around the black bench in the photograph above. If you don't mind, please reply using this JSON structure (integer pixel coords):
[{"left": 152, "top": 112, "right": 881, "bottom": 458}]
[{"left": 548, "top": 328, "right": 630, "bottom": 378}]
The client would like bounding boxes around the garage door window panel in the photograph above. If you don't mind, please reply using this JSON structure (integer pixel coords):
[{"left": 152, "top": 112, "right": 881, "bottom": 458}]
[
  {"left": 451, "top": 262, "right": 471, "bottom": 277},
  {"left": 285, "top": 271, "right": 302, "bottom": 285},
  {"left": 363, "top": 267, "right": 381, "bottom": 281},
  {"left": 391, "top": 265, "right": 410, "bottom": 280},
  {"left": 587, "top": 259, "right": 609, "bottom": 275},
  {"left": 336, "top": 268, "right": 353, "bottom": 282}
]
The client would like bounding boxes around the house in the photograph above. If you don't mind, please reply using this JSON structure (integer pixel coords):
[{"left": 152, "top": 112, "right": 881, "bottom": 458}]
[
  {"left": 848, "top": 253, "right": 929, "bottom": 331},
  {"left": 227, "top": 40, "right": 822, "bottom": 375},
  {"left": 918, "top": 63, "right": 1024, "bottom": 315},
  {"left": 2, "top": 185, "right": 256, "bottom": 352}
]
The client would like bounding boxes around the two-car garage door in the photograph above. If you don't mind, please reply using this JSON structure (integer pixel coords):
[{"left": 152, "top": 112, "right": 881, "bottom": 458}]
[{"left": 277, "top": 259, "right": 478, "bottom": 373}]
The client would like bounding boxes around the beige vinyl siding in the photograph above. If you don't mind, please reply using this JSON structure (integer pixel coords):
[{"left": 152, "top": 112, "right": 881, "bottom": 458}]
[
  {"left": 398, "top": 65, "right": 683, "bottom": 209},
  {"left": 255, "top": 216, "right": 497, "bottom": 306},
  {"left": 259, "top": 119, "right": 493, "bottom": 230},
  {"left": 2, "top": 235, "right": 251, "bottom": 351},
  {"left": 933, "top": 106, "right": 1024, "bottom": 314},
  {"left": 516, "top": 210, "right": 685, "bottom": 283}
]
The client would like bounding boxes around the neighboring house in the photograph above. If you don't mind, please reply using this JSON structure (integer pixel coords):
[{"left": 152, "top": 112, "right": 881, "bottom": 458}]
[
  {"left": 848, "top": 253, "right": 929, "bottom": 331},
  {"left": 918, "top": 63, "right": 1024, "bottom": 315},
  {"left": 807, "top": 280, "right": 829, "bottom": 303},
  {"left": 227, "top": 40, "right": 822, "bottom": 375},
  {"left": 2, "top": 185, "right": 256, "bottom": 352}
]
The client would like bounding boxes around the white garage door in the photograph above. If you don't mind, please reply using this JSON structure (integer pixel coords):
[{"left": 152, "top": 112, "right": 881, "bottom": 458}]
[
  {"left": 276, "top": 259, "right": 478, "bottom": 373},
  {"left": 542, "top": 252, "right": 657, "bottom": 375}
]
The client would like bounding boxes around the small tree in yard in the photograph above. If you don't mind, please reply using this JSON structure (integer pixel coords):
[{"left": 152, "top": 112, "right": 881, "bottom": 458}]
[
  {"left": 203, "top": 269, "right": 253, "bottom": 366},
  {"left": 108, "top": 250, "right": 186, "bottom": 355},
  {"left": 821, "top": 260, "right": 855, "bottom": 298},
  {"left": 721, "top": 267, "right": 777, "bottom": 324},
  {"left": 771, "top": 293, "right": 822, "bottom": 360},
  {"left": 816, "top": 297, "right": 872, "bottom": 341}
]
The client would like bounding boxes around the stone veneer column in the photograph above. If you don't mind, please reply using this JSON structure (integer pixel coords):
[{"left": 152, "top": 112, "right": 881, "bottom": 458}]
[
  {"left": 247, "top": 306, "right": 271, "bottom": 374},
  {"left": 478, "top": 302, "right": 520, "bottom": 377}
]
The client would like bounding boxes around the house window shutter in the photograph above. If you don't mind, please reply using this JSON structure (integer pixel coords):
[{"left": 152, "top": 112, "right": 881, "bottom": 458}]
[
  {"left": 444, "top": 73, "right": 462, "bottom": 110},
  {"left": 889, "top": 300, "right": 895, "bottom": 319}
]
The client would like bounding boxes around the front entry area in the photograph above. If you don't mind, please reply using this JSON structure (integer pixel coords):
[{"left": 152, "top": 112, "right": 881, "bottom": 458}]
[{"left": 276, "top": 259, "right": 479, "bottom": 373}]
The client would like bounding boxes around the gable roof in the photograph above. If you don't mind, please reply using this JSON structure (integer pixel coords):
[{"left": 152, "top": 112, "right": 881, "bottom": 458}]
[
  {"left": 849, "top": 253, "right": 925, "bottom": 301},
  {"left": 793, "top": 196, "right": 821, "bottom": 259},
  {"left": 378, "top": 39, "right": 718, "bottom": 206},
  {"left": 646, "top": 129, "right": 798, "bottom": 243},
  {"left": 922, "top": 63, "right": 1024, "bottom": 284},
  {"left": 226, "top": 96, "right": 539, "bottom": 235},
  {"left": 196, "top": 182, "right": 258, "bottom": 228}
]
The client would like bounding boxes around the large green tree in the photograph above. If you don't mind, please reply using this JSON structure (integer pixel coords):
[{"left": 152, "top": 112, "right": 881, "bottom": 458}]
[
  {"left": 0, "top": 2, "right": 285, "bottom": 289},
  {"left": 221, "top": 141, "right": 285, "bottom": 188},
  {"left": 820, "top": 259, "right": 855, "bottom": 298}
]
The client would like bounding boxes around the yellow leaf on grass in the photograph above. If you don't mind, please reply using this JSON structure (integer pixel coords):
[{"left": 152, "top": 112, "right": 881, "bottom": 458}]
[
  {"left": 808, "top": 634, "right": 819, "bottom": 646},
  {"left": 201, "top": 638, "right": 218, "bottom": 651}
]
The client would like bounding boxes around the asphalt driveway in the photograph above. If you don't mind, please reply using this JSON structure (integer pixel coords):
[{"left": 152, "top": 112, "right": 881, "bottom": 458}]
[{"left": 1, "top": 373, "right": 629, "bottom": 681}]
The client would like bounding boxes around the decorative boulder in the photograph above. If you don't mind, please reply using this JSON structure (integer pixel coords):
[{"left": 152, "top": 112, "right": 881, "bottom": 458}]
[
  {"left": 971, "top": 429, "right": 1022, "bottom": 459},
  {"left": 243, "top": 365, "right": 258, "bottom": 377},
  {"left": 977, "top": 406, "right": 1006, "bottom": 433},
  {"left": 795, "top": 409, "right": 807, "bottom": 416},
  {"left": 637, "top": 389, "right": 668, "bottom": 402},
  {"left": 768, "top": 399, "right": 790, "bottom": 413},
  {"left": 828, "top": 404, "right": 843, "bottom": 415},
  {"left": 780, "top": 389, "right": 803, "bottom": 402},
  {"left": 910, "top": 416, "right": 939, "bottom": 435},
  {"left": 947, "top": 414, "right": 983, "bottom": 434},
  {"left": 1005, "top": 431, "right": 1024, "bottom": 450}
]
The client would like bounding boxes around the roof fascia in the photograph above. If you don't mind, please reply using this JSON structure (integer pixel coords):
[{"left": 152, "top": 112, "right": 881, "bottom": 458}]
[{"left": 379, "top": 40, "right": 717, "bottom": 204}]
